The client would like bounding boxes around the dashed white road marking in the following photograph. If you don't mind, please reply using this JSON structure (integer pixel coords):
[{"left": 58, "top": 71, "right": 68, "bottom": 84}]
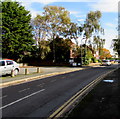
[
  {"left": 61, "top": 76, "right": 66, "bottom": 79},
  {"left": 18, "top": 88, "right": 30, "bottom": 93},
  {"left": 0, "top": 89, "right": 45, "bottom": 110},
  {"left": 51, "top": 79, "right": 57, "bottom": 82},
  {"left": 37, "top": 83, "right": 45, "bottom": 87},
  {"left": 37, "top": 84, "right": 42, "bottom": 87},
  {"left": 0, "top": 95, "right": 7, "bottom": 99}
]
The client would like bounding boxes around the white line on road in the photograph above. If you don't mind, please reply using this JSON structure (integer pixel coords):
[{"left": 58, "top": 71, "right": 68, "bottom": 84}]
[
  {"left": 51, "top": 79, "right": 57, "bottom": 82},
  {"left": 0, "top": 89, "right": 45, "bottom": 110},
  {"left": 37, "top": 84, "right": 42, "bottom": 87},
  {"left": 0, "top": 95, "right": 7, "bottom": 100},
  {"left": 37, "top": 83, "right": 45, "bottom": 87},
  {"left": 18, "top": 88, "right": 30, "bottom": 93},
  {"left": 37, "top": 84, "right": 43, "bottom": 87}
]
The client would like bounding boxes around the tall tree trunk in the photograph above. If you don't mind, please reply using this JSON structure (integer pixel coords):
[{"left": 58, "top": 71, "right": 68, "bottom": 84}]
[
  {"left": 53, "top": 34, "right": 56, "bottom": 63},
  {"left": 84, "top": 39, "right": 88, "bottom": 63}
]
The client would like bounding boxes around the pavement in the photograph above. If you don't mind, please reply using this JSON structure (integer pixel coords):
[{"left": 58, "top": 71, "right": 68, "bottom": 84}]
[{"left": 0, "top": 63, "right": 101, "bottom": 88}]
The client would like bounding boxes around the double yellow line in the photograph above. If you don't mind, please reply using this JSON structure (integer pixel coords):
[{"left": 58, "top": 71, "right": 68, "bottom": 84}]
[{"left": 49, "top": 68, "right": 117, "bottom": 118}]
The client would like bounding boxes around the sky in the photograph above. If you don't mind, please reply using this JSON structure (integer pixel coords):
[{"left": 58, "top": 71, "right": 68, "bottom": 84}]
[{"left": 15, "top": 0, "right": 119, "bottom": 55}]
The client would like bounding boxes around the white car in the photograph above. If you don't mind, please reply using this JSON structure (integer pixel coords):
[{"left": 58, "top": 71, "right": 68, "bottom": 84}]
[
  {"left": 102, "top": 60, "right": 111, "bottom": 66},
  {"left": 0, "top": 59, "right": 20, "bottom": 76}
]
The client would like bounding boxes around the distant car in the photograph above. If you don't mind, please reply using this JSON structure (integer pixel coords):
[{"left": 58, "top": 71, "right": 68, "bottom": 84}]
[
  {"left": 110, "top": 60, "right": 115, "bottom": 64},
  {"left": 69, "top": 58, "right": 82, "bottom": 67},
  {"left": 0, "top": 59, "right": 20, "bottom": 76},
  {"left": 115, "top": 60, "right": 120, "bottom": 63},
  {"left": 102, "top": 60, "right": 111, "bottom": 66}
]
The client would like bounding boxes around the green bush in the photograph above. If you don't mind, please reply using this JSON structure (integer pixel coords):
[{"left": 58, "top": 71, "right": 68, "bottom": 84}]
[
  {"left": 91, "top": 57, "right": 97, "bottom": 63},
  {"left": 98, "top": 59, "right": 102, "bottom": 63},
  {"left": 82, "top": 57, "right": 89, "bottom": 65}
]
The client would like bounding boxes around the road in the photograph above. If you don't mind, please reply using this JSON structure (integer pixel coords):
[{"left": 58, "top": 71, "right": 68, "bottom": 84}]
[{"left": 1, "top": 64, "right": 119, "bottom": 118}]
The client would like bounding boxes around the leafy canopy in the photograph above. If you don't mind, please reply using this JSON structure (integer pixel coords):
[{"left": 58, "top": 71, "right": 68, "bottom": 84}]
[
  {"left": 2, "top": 0, "right": 34, "bottom": 61},
  {"left": 112, "top": 39, "right": 120, "bottom": 56},
  {"left": 83, "top": 11, "right": 103, "bottom": 40}
]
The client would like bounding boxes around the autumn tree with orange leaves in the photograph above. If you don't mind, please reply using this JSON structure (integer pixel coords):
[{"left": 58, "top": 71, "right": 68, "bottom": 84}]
[{"left": 100, "top": 48, "right": 112, "bottom": 59}]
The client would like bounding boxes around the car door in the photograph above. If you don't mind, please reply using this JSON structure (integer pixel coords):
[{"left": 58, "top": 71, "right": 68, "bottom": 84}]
[
  {"left": 0, "top": 60, "right": 6, "bottom": 75},
  {"left": 6, "top": 60, "right": 14, "bottom": 74}
]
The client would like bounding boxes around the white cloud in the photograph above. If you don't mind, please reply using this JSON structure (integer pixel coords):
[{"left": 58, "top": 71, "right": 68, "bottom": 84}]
[
  {"left": 70, "top": 11, "right": 80, "bottom": 15},
  {"left": 16, "top": 0, "right": 119, "bottom": 19},
  {"left": 30, "top": 9, "right": 43, "bottom": 18},
  {"left": 76, "top": 14, "right": 86, "bottom": 18},
  {"left": 17, "top": 0, "right": 95, "bottom": 6},
  {"left": 90, "top": 0, "right": 119, "bottom": 12},
  {"left": 102, "top": 28, "right": 118, "bottom": 54},
  {"left": 17, "top": 0, "right": 57, "bottom": 5},
  {"left": 17, "top": 0, "right": 93, "bottom": 18},
  {"left": 106, "top": 23, "right": 117, "bottom": 28},
  {"left": 77, "top": 19, "right": 85, "bottom": 22}
]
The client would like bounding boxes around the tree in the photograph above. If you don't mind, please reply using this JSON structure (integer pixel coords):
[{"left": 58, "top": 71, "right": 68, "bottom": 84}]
[
  {"left": 112, "top": 39, "right": 120, "bottom": 57},
  {"left": 32, "top": 15, "right": 51, "bottom": 60},
  {"left": 93, "top": 36, "right": 105, "bottom": 56},
  {"left": 98, "top": 38, "right": 105, "bottom": 56},
  {"left": 32, "top": 15, "right": 47, "bottom": 41},
  {"left": 65, "top": 22, "right": 82, "bottom": 45},
  {"left": 0, "top": 2, "right": 2, "bottom": 57},
  {"left": 81, "top": 11, "right": 103, "bottom": 63},
  {"left": 43, "top": 6, "right": 71, "bottom": 62},
  {"left": 100, "top": 48, "right": 112, "bottom": 59},
  {"left": 38, "top": 40, "right": 51, "bottom": 60},
  {"left": 32, "top": 6, "right": 72, "bottom": 62},
  {"left": 2, "top": 0, "right": 34, "bottom": 61},
  {"left": 83, "top": 11, "right": 103, "bottom": 44},
  {"left": 48, "top": 36, "right": 71, "bottom": 63}
]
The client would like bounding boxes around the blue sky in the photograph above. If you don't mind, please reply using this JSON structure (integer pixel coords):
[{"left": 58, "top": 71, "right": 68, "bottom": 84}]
[{"left": 17, "top": 0, "right": 119, "bottom": 55}]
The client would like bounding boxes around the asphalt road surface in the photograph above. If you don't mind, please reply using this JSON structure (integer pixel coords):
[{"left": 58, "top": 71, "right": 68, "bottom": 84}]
[{"left": 1, "top": 64, "right": 119, "bottom": 118}]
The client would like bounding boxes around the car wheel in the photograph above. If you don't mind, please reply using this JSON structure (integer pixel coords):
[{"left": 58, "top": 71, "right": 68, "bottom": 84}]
[
  {"left": 11, "top": 69, "right": 18, "bottom": 77},
  {"left": 14, "top": 69, "right": 18, "bottom": 76}
]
